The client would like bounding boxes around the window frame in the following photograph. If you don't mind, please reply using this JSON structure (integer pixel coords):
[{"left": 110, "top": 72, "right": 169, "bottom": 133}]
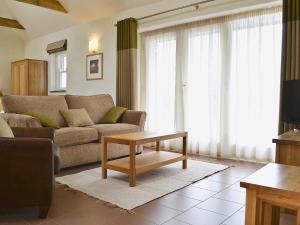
[{"left": 51, "top": 51, "right": 67, "bottom": 92}]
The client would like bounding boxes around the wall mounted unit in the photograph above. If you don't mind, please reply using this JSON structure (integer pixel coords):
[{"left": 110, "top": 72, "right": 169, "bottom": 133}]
[{"left": 46, "top": 39, "right": 67, "bottom": 54}]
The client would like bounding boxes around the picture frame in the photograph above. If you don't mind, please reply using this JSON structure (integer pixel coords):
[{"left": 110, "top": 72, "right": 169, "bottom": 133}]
[{"left": 86, "top": 53, "right": 103, "bottom": 80}]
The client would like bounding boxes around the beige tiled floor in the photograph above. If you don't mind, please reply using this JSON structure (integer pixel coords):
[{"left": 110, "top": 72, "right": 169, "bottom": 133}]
[{"left": 0, "top": 155, "right": 297, "bottom": 225}]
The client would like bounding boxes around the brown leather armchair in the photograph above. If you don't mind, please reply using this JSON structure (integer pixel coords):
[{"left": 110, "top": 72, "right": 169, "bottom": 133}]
[{"left": 0, "top": 127, "right": 55, "bottom": 218}]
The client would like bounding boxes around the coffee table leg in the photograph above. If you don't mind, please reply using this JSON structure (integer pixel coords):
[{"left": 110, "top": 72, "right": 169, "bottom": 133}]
[
  {"left": 183, "top": 136, "right": 187, "bottom": 169},
  {"left": 129, "top": 143, "right": 136, "bottom": 187},
  {"left": 101, "top": 138, "right": 107, "bottom": 179},
  {"left": 297, "top": 209, "right": 300, "bottom": 225},
  {"left": 245, "top": 189, "right": 257, "bottom": 225},
  {"left": 156, "top": 141, "right": 160, "bottom": 151},
  {"left": 262, "top": 203, "right": 280, "bottom": 225}
]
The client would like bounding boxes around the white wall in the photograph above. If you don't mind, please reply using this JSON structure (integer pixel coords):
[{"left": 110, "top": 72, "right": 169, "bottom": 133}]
[
  {"left": 25, "top": 0, "right": 280, "bottom": 99},
  {"left": 0, "top": 28, "right": 25, "bottom": 94},
  {"left": 25, "top": 17, "right": 116, "bottom": 97}
]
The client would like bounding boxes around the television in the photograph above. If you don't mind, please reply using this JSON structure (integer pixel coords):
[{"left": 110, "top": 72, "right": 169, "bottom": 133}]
[{"left": 282, "top": 80, "right": 300, "bottom": 124}]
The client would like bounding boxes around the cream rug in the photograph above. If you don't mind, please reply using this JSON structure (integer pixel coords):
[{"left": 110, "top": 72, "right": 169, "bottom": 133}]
[{"left": 56, "top": 160, "right": 228, "bottom": 210}]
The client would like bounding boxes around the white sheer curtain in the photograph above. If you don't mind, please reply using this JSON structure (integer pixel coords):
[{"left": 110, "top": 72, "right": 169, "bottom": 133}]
[{"left": 139, "top": 7, "right": 282, "bottom": 162}]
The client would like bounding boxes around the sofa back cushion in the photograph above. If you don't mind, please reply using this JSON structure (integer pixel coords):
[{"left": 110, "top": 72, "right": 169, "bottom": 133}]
[
  {"left": 65, "top": 94, "right": 115, "bottom": 123},
  {"left": 2, "top": 95, "right": 68, "bottom": 127}
]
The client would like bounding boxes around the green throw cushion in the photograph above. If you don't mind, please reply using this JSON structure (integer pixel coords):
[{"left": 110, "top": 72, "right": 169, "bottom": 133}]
[
  {"left": 25, "top": 112, "right": 60, "bottom": 129},
  {"left": 100, "top": 107, "right": 127, "bottom": 124}
]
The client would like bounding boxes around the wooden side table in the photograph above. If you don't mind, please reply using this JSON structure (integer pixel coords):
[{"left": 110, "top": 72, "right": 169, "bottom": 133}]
[
  {"left": 240, "top": 163, "right": 300, "bottom": 225},
  {"left": 101, "top": 131, "right": 188, "bottom": 187},
  {"left": 273, "top": 130, "right": 300, "bottom": 166}
]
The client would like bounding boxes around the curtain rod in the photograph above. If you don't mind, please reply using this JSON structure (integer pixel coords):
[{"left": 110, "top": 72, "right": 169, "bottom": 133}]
[{"left": 114, "top": 0, "right": 216, "bottom": 26}]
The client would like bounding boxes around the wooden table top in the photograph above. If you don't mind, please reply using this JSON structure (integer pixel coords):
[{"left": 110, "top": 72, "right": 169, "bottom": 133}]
[
  {"left": 104, "top": 130, "right": 187, "bottom": 142},
  {"left": 240, "top": 163, "right": 300, "bottom": 194},
  {"left": 273, "top": 130, "right": 300, "bottom": 145}
]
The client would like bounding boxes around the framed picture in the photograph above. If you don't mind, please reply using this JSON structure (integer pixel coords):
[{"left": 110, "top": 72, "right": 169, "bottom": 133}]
[{"left": 86, "top": 53, "right": 103, "bottom": 80}]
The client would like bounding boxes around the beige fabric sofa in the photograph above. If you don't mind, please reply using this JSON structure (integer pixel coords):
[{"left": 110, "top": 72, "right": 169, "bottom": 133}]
[{"left": 1, "top": 94, "right": 146, "bottom": 171}]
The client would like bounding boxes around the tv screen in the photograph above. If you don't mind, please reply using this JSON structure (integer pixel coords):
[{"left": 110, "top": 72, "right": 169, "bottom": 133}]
[{"left": 282, "top": 80, "right": 300, "bottom": 124}]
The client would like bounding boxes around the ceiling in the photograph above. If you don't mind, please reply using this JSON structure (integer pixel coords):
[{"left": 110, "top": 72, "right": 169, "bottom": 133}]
[{"left": 0, "top": 0, "right": 162, "bottom": 39}]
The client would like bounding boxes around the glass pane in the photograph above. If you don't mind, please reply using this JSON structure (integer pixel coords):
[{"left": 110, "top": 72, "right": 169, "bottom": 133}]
[
  {"left": 60, "top": 72, "right": 67, "bottom": 89},
  {"left": 63, "top": 55, "right": 67, "bottom": 71}
]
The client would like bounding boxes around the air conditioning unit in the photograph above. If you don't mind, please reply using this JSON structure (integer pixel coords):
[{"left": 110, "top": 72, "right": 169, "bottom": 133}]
[{"left": 46, "top": 39, "right": 67, "bottom": 54}]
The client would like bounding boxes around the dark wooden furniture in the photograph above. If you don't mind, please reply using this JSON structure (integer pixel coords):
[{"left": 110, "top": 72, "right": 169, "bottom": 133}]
[
  {"left": 0, "top": 127, "right": 55, "bottom": 218},
  {"left": 273, "top": 130, "right": 300, "bottom": 166},
  {"left": 101, "top": 131, "right": 188, "bottom": 187},
  {"left": 241, "top": 163, "right": 300, "bottom": 225}
]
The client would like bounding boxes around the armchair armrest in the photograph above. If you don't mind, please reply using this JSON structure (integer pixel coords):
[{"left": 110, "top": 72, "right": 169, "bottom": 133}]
[
  {"left": 0, "top": 113, "right": 42, "bottom": 128},
  {"left": 11, "top": 127, "right": 55, "bottom": 140},
  {"left": 10, "top": 128, "right": 60, "bottom": 173},
  {"left": 0, "top": 137, "right": 54, "bottom": 215},
  {"left": 120, "top": 110, "right": 146, "bottom": 129}
]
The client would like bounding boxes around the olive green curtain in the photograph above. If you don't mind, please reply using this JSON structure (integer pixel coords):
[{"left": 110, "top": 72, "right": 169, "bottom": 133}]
[
  {"left": 279, "top": 0, "right": 300, "bottom": 134},
  {"left": 116, "top": 18, "right": 138, "bottom": 109}
]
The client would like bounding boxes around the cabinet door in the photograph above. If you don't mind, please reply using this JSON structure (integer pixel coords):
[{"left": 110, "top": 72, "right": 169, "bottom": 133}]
[
  {"left": 28, "top": 61, "right": 48, "bottom": 96},
  {"left": 19, "top": 63, "right": 28, "bottom": 95},
  {"left": 11, "top": 61, "right": 28, "bottom": 95},
  {"left": 11, "top": 63, "right": 20, "bottom": 95}
]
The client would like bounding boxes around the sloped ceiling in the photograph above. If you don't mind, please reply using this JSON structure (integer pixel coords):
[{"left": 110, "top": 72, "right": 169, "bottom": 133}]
[{"left": 0, "top": 0, "right": 162, "bottom": 40}]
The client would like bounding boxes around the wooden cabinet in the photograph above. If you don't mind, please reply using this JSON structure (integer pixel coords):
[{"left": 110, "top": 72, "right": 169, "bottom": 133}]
[
  {"left": 11, "top": 59, "right": 48, "bottom": 96},
  {"left": 273, "top": 130, "right": 300, "bottom": 166}
]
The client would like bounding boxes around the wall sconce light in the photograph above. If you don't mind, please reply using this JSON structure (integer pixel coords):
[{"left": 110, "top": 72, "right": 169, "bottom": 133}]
[{"left": 89, "top": 38, "right": 99, "bottom": 53}]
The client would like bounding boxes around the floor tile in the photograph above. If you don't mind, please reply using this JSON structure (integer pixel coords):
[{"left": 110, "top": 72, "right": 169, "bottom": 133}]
[
  {"left": 221, "top": 210, "right": 245, "bottom": 225},
  {"left": 156, "top": 193, "right": 200, "bottom": 211},
  {"left": 226, "top": 182, "right": 246, "bottom": 193},
  {"left": 214, "top": 189, "right": 246, "bottom": 204},
  {"left": 175, "top": 208, "right": 227, "bottom": 225},
  {"left": 28, "top": 220, "right": 60, "bottom": 225},
  {"left": 176, "top": 186, "right": 216, "bottom": 201},
  {"left": 196, "top": 198, "right": 243, "bottom": 216},
  {"left": 280, "top": 213, "right": 296, "bottom": 225},
  {"left": 0, "top": 218, "right": 28, "bottom": 225},
  {"left": 163, "top": 219, "right": 190, "bottom": 225},
  {"left": 0, "top": 209, "right": 30, "bottom": 225},
  {"left": 219, "top": 167, "right": 257, "bottom": 179},
  {"left": 191, "top": 180, "right": 229, "bottom": 192},
  {"left": 134, "top": 202, "right": 182, "bottom": 225},
  {"left": 206, "top": 173, "right": 241, "bottom": 185},
  {"left": 52, "top": 204, "right": 121, "bottom": 225},
  {"left": 107, "top": 212, "right": 156, "bottom": 225}
]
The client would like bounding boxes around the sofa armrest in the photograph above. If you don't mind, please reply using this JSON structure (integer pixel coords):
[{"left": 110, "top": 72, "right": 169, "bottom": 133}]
[
  {"left": 0, "top": 137, "right": 54, "bottom": 209},
  {"left": 0, "top": 113, "right": 42, "bottom": 128},
  {"left": 120, "top": 110, "right": 146, "bottom": 129},
  {"left": 11, "top": 127, "right": 55, "bottom": 140}
]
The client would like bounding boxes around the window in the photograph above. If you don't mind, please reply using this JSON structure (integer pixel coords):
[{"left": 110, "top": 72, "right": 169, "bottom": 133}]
[
  {"left": 140, "top": 7, "right": 282, "bottom": 162},
  {"left": 51, "top": 52, "right": 67, "bottom": 91}
]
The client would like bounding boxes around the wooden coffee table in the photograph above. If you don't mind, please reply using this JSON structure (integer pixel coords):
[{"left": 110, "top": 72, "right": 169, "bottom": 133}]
[
  {"left": 240, "top": 163, "right": 300, "bottom": 225},
  {"left": 101, "top": 131, "right": 188, "bottom": 187}
]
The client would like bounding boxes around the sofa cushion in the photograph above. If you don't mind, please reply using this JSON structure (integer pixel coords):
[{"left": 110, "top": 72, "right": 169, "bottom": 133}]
[
  {"left": 65, "top": 94, "right": 115, "bottom": 124},
  {"left": 90, "top": 123, "right": 140, "bottom": 138},
  {"left": 25, "top": 112, "right": 60, "bottom": 129},
  {"left": 54, "top": 127, "right": 98, "bottom": 147},
  {"left": 2, "top": 96, "right": 68, "bottom": 127},
  {"left": 100, "top": 107, "right": 127, "bottom": 124},
  {"left": 0, "top": 113, "right": 42, "bottom": 128},
  {"left": 60, "top": 108, "right": 94, "bottom": 127}
]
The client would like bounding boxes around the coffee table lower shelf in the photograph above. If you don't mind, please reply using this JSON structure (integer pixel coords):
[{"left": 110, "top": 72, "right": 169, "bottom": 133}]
[
  {"left": 101, "top": 131, "right": 188, "bottom": 187},
  {"left": 106, "top": 151, "right": 186, "bottom": 175}
]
